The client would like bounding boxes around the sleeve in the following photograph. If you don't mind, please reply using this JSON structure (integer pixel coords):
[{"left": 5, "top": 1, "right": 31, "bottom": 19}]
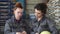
[
  {"left": 4, "top": 20, "right": 16, "bottom": 34},
  {"left": 47, "top": 19, "right": 58, "bottom": 34}
]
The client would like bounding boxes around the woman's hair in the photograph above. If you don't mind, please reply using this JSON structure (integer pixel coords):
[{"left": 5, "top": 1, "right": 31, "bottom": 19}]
[
  {"left": 34, "top": 3, "right": 47, "bottom": 14},
  {"left": 13, "top": 2, "right": 23, "bottom": 10}
]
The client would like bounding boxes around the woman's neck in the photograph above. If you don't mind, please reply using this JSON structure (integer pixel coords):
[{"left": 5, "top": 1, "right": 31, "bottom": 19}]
[
  {"left": 15, "top": 16, "right": 21, "bottom": 21},
  {"left": 37, "top": 16, "right": 43, "bottom": 22}
]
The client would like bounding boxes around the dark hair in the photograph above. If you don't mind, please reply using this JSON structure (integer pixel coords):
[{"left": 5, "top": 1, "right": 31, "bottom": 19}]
[
  {"left": 13, "top": 2, "right": 23, "bottom": 10},
  {"left": 47, "top": 0, "right": 49, "bottom": 3},
  {"left": 34, "top": 3, "right": 47, "bottom": 14}
]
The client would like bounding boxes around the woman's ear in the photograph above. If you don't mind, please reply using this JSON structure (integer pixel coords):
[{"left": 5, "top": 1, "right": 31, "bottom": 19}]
[
  {"left": 13, "top": 9, "right": 15, "bottom": 15},
  {"left": 13, "top": 11, "right": 14, "bottom": 14},
  {"left": 13, "top": 8, "right": 16, "bottom": 14}
]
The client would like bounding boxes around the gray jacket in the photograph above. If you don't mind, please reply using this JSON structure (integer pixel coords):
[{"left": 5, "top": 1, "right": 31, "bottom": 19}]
[
  {"left": 4, "top": 16, "right": 31, "bottom": 34},
  {"left": 30, "top": 16, "right": 58, "bottom": 34}
]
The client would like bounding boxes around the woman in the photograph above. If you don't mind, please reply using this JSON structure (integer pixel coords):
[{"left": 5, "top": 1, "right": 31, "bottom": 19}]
[
  {"left": 30, "top": 3, "right": 58, "bottom": 34},
  {"left": 4, "top": 2, "right": 31, "bottom": 34}
]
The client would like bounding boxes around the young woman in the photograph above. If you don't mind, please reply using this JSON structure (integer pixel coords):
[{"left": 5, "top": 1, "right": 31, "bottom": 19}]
[{"left": 30, "top": 3, "right": 58, "bottom": 34}]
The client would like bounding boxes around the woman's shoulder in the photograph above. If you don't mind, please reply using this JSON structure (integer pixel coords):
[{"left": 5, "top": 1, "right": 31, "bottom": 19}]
[{"left": 45, "top": 17, "right": 56, "bottom": 24}]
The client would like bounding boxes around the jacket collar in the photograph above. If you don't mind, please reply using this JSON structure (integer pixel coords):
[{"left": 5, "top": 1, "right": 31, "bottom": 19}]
[{"left": 11, "top": 15, "right": 23, "bottom": 23}]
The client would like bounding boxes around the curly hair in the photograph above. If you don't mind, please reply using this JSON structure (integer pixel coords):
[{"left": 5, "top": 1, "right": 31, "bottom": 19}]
[{"left": 34, "top": 3, "right": 48, "bottom": 14}]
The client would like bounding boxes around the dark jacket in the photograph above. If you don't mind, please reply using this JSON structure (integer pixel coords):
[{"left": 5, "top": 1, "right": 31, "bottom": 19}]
[
  {"left": 4, "top": 16, "right": 31, "bottom": 34},
  {"left": 30, "top": 16, "right": 58, "bottom": 34}
]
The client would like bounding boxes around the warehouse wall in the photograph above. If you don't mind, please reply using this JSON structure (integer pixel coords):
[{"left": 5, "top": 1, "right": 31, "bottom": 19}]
[{"left": 47, "top": 0, "right": 60, "bottom": 29}]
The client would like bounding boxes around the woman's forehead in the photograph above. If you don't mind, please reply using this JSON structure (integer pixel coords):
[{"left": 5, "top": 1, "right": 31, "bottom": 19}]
[
  {"left": 15, "top": 8, "right": 23, "bottom": 11},
  {"left": 35, "top": 9, "right": 42, "bottom": 13}
]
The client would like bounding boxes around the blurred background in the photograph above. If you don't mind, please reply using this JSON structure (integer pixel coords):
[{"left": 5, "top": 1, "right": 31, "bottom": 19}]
[{"left": 0, "top": 0, "right": 60, "bottom": 34}]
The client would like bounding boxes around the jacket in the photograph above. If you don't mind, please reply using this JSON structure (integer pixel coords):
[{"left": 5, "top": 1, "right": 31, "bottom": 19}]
[
  {"left": 4, "top": 16, "right": 31, "bottom": 34},
  {"left": 30, "top": 16, "right": 58, "bottom": 34}
]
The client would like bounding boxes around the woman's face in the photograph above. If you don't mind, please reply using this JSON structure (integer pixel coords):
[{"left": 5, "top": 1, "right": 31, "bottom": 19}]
[
  {"left": 34, "top": 9, "right": 43, "bottom": 18},
  {"left": 14, "top": 8, "right": 23, "bottom": 20}
]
